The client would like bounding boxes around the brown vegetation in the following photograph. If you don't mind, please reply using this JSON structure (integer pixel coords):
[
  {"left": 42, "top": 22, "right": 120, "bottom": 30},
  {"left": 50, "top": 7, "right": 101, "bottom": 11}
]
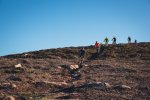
[{"left": 0, "top": 42, "right": 150, "bottom": 99}]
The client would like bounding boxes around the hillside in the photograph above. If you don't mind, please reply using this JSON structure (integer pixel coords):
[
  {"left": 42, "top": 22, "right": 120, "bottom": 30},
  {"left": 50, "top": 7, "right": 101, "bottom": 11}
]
[
  {"left": 5, "top": 42, "right": 150, "bottom": 60},
  {"left": 0, "top": 42, "right": 150, "bottom": 100}
]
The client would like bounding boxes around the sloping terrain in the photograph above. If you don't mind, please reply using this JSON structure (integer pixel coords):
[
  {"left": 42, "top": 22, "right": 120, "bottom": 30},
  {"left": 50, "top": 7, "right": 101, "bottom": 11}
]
[{"left": 0, "top": 42, "right": 150, "bottom": 100}]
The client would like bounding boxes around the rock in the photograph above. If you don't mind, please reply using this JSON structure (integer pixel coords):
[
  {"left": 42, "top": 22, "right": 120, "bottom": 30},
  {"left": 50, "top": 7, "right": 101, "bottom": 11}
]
[
  {"left": 1, "top": 82, "right": 11, "bottom": 86},
  {"left": 44, "top": 81, "right": 68, "bottom": 87},
  {"left": 34, "top": 81, "right": 68, "bottom": 88},
  {"left": 83, "top": 64, "right": 88, "bottom": 67},
  {"left": 11, "top": 84, "right": 17, "bottom": 89},
  {"left": 57, "top": 66, "right": 62, "bottom": 69},
  {"left": 29, "top": 97, "right": 33, "bottom": 99},
  {"left": 57, "top": 81, "right": 68, "bottom": 88},
  {"left": 55, "top": 95, "right": 70, "bottom": 99},
  {"left": 24, "top": 53, "right": 32, "bottom": 58},
  {"left": 0, "top": 83, "right": 17, "bottom": 90},
  {"left": 113, "top": 85, "right": 131, "bottom": 90},
  {"left": 72, "top": 82, "right": 112, "bottom": 89},
  {"left": 121, "top": 85, "right": 131, "bottom": 89},
  {"left": 12, "top": 64, "right": 25, "bottom": 73},
  {"left": 0, "top": 83, "right": 10, "bottom": 89},
  {"left": 60, "top": 64, "right": 80, "bottom": 70},
  {"left": 78, "top": 82, "right": 103, "bottom": 89},
  {"left": 96, "top": 82, "right": 102, "bottom": 84},
  {"left": 14, "top": 64, "right": 22, "bottom": 68},
  {"left": 24, "top": 53, "right": 30, "bottom": 56},
  {"left": 104, "top": 82, "right": 111, "bottom": 88},
  {"left": 70, "top": 65, "right": 79, "bottom": 70}
]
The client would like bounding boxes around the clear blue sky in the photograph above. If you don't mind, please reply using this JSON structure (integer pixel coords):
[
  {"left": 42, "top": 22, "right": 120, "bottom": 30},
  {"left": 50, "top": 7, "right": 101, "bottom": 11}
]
[{"left": 0, "top": 0, "right": 150, "bottom": 56}]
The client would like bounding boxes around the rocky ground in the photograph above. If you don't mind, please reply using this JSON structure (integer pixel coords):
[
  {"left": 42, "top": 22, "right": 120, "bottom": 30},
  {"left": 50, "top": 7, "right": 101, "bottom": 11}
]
[{"left": 0, "top": 42, "right": 150, "bottom": 100}]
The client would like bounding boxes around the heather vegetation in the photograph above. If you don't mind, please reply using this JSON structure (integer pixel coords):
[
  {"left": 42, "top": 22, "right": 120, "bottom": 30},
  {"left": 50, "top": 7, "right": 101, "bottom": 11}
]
[{"left": 0, "top": 42, "right": 150, "bottom": 99}]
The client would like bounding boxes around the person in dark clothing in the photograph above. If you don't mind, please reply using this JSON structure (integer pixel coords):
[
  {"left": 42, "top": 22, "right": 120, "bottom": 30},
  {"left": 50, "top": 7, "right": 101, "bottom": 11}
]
[
  {"left": 112, "top": 37, "right": 116, "bottom": 44},
  {"left": 79, "top": 48, "right": 85, "bottom": 65},
  {"left": 135, "top": 39, "right": 137, "bottom": 44},
  {"left": 128, "top": 36, "right": 131, "bottom": 43},
  {"left": 99, "top": 44, "right": 105, "bottom": 54}
]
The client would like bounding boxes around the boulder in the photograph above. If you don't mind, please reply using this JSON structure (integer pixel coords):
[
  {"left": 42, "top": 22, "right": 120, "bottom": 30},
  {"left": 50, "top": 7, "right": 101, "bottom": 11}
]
[
  {"left": 69, "top": 65, "right": 79, "bottom": 70},
  {"left": 14, "top": 64, "right": 22, "bottom": 68},
  {"left": 12, "top": 63, "right": 25, "bottom": 73}
]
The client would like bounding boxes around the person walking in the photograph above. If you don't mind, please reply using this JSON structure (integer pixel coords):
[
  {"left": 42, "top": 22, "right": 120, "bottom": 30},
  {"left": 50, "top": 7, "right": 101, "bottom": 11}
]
[
  {"left": 128, "top": 36, "right": 131, "bottom": 43},
  {"left": 135, "top": 39, "right": 137, "bottom": 44},
  {"left": 112, "top": 37, "right": 116, "bottom": 44},
  {"left": 79, "top": 48, "right": 85, "bottom": 65},
  {"left": 95, "top": 41, "right": 101, "bottom": 53},
  {"left": 104, "top": 37, "right": 109, "bottom": 46}
]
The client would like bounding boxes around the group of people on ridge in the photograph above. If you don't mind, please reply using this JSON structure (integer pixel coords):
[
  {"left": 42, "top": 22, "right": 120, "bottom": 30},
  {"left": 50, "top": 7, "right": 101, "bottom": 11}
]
[
  {"left": 79, "top": 36, "right": 137, "bottom": 65},
  {"left": 95, "top": 37, "right": 117, "bottom": 54},
  {"left": 127, "top": 36, "right": 137, "bottom": 44},
  {"left": 99, "top": 36, "right": 136, "bottom": 47}
]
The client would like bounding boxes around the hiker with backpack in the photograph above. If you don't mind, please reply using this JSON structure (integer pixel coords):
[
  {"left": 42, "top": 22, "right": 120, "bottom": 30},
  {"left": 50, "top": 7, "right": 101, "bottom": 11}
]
[
  {"left": 95, "top": 41, "right": 101, "bottom": 53},
  {"left": 104, "top": 37, "right": 109, "bottom": 46},
  {"left": 112, "top": 37, "right": 116, "bottom": 44}
]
